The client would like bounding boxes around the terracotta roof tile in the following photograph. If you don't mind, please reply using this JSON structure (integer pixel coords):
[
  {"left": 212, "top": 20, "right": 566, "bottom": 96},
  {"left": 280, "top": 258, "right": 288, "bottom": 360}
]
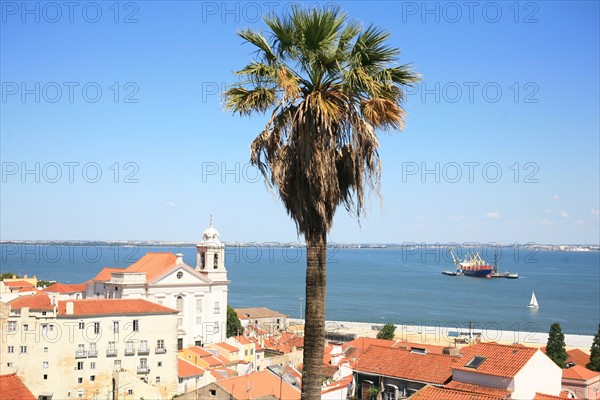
[
  {"left": 412, "top": 386, "right": 504, "bottom": 400},
  {"left": 566, "top": 348, "right": 592, "bottom": 367},
  {"left": 0, "top": 373, "right": 36, "bottom": 400},
  {"left": 9, "top": 294, "right": 53, "bottom": 311},
  {"left": 562, "top": 365, "right": 600, "bottom": 381},
  {"left": 218, "top": 370, "right": 300, "bottom": 399},
  {"left": 17, "top": 287, "right": 38, "bottom": 293},
  {"left": 354, "top": 345, "right": 459, "bottom": 385},
  {"left": 57, "top": 298, "right": 177, "bottom": 316},
  {"left": 178, "top": 358, "right": 204, "bottom": 378},
  {"left": 454, "top": 343, "right": 538, "bottom": 378},
  {"left": 124, "top": 252, "right": 177, "bottom": 282},
  {"left": 234, "top": 307, "right": 287, "bottom": 319},
  {"left": 91, "top": 267, "right": 125, "bottom": 282},
  {"left": 187, "top": 346, "right": 213, "bottom": 357},
  {"left": 210, "top": 342, "right": 239, "bottom": 353},
  {"left": 445, "top": 381, "right": 511, "bottom": 398},
  {"left": 3, "top": 281, "right": 32, "bottom": 288},
  {"left": 43, "top": 283, "right": 87, "bottom": 293},
  {"left": 533, "top": 393, "right": 568, "bottom": 400}
]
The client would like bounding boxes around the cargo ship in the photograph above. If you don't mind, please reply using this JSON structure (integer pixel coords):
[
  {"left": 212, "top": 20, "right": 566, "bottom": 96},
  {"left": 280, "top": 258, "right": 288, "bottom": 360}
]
[{"left": 450, "top": 249, "right": 494, "bottom": 278}]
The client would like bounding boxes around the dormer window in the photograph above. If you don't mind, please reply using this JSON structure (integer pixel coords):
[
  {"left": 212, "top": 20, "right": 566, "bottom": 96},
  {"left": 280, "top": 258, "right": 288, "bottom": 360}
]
[{"left": 465, "top": 356, "right": 487, "bottom": 369}]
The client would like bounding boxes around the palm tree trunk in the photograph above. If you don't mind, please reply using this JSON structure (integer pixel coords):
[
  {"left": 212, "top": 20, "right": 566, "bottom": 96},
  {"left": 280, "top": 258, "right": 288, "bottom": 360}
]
[{"left": 301, "top": 231, "right": 327, "bottom": 400}]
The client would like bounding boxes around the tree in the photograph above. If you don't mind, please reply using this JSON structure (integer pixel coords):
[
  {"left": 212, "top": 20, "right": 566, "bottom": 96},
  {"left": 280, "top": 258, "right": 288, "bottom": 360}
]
[
  {"left": 546, "top": 322, "right": 568, "bottom": 368},
  {"left": 377, "top": 323, "right": 396, "bottom": 340},
  {"left": 224, "top": 6, "right": 418, "bottom": 400},
  {"left": 587, "top": 323, "right": 600, "bottom": 371},
  {"left": 226, "top": 306, "right": 243, "bottom": 338}
]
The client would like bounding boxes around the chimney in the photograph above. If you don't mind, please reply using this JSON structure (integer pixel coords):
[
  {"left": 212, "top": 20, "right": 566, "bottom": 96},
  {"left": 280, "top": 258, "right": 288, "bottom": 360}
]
[
  {"left": 66, "top": 301, "right": 74, "bottom": 315},
  {"left": 175, "top": 253, "right": 184, "bottom": 265}
]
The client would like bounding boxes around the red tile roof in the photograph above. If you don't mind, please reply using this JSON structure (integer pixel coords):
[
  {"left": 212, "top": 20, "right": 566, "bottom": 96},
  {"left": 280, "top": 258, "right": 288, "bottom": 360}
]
[
  {"left": 412, "top": 386, "right": 504, "bottom": 400},
  {"left": 210, "top": 368, "right": 238, "bottom": 381},
  {"left": 210, "top": 342, "right": 239, "bottom": 353},
  {"left": 562, "top": 365, "right": 600, "bottom": 381},
  {"left": 321, "top": 375, "right": 352, "bottom": 395},
  {"left": 43, "top": 283, "right": 87, "bottom": 293},
  {"left": 445, "top": 381, "right": 511, "bottom": 398},
  {"left": 566, "top": 348, "right": 592, "bottom": 367},
  {"left": 454, "top": 343, "right": 538, "bottom": 378},
  {"left": 57, "top": 298, "right": 177, "bottom": 316},
  {"left": 9, "top": 294, "right": 54, "bottom": 311},
  {"left": 218, "top": 370, "right": 300, "bottom": 399},
  {"left": 187, "top": 346, "right": 214, "bottom": 357},
  {"left": 0, "top": 373, "right": 36, "bottom": 400},
  {"left": 178, "top": 358, "right": 204, "bottom": 378},
  {"left": 354, "top": 345, "right": 459, "bottom": 385},
  {"left": 392, "top": 340, "right": 448, "bottom": 355},
  {"left": 3, "top": 280, "right": 33, "bottom": 288},
  {"left": 91, "top": 267, "right": 125, "bottom": 282},
  {"left": 123, "top": 252, "right": 177, "bottom": 282},
  {"left": 533, "top": 393, "right": 568, "bottom": 400},
  {"left": 17, "top": 287, "right": 38, "bottom": 293}
]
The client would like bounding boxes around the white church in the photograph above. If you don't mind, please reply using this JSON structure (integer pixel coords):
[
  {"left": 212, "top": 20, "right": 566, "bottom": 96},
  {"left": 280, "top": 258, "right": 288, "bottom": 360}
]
[{"left": 87, "top": 221, "right": 229, "bottom": 348}]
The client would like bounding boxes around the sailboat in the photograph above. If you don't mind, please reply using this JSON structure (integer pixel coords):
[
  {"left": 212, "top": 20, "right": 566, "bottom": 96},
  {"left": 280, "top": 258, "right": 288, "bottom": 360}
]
[{"left": 527, "top": 292, "right": 539, "bottom": 309}]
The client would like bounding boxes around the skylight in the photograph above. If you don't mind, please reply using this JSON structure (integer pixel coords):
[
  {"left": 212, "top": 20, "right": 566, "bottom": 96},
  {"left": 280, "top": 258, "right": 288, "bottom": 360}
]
[{"left": 465, "top": 356, "right": 487, "bottom": 369}]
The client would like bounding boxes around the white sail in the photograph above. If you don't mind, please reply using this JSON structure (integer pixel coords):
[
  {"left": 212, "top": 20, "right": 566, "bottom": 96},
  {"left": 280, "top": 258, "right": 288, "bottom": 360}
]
[{"left": 528, "top": 292, "right": 539, "bottom": 308}]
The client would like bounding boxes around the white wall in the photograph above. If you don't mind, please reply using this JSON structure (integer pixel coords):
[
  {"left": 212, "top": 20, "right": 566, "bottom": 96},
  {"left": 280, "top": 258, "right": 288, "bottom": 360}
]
[{"left": 512, "top": 350, "right": 562, "bottom": 399}]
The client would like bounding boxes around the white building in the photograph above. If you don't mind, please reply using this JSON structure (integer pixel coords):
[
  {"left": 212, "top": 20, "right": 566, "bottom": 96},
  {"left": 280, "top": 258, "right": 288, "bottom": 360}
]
[
  {"left": 451, "top": 342, "right": 563, "bottom": 399},
  {"left": 87, "top": 221, "right": 229, "bottom": 347},
  {"left": 1, "top": 293, "right": 179, "bottom": 399}
]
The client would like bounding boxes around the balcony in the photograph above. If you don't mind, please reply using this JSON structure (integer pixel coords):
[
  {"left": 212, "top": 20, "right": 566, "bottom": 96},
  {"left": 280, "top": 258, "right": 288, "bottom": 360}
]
[
  {"left": 137, "top": 366, "right": 150, "bottom": 374},
  {"left": 88, "top": 349, "right": 98, "bottom": 358},
  {"left": 75, "top": 350, "right": 87, "bottom": 358},
  {"left": 124, "top": 348, "right": 135, "bottom": 356},
  {"left": 138, "top": 347, "right": 150, "bottom": 356},
  {"left": 155, "top": 347, "right": 167, "bottom": 354},
  {"left": 106, "top": 348, "right": 117, "bottom": 357}
]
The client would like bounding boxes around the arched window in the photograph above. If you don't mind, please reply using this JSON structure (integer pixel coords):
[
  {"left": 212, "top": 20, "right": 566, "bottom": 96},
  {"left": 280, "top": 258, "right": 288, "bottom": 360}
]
[
  {"left": 214, "top": 254, "right": 219, "bottom": 269},
  {"left": 176, "top": 295, "right": 183, "bottom": 312}
]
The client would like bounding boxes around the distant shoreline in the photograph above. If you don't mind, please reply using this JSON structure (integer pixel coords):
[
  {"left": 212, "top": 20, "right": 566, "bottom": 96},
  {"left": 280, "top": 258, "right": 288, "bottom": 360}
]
[
  {"left": 1, "top": 241, "right": 598, "bottom": 252},
  {"left": 289, "top": 319, "right": 595, "bottom": 350}
]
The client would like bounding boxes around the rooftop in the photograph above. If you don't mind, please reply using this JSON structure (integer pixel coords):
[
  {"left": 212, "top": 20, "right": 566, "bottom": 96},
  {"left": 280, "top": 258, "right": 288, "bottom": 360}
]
[
  {"left": 217, "top": 370, "right": 301, "bottom": 400},
  {"left": 411, "top": 386, "right": 504, "bottom": 400},
  {"left": 122, "top": 252, "right": 178, "bottom": 282},
  {"left": 454, "top": 343, "right": 539, "bottom": 378},
  {"left": 354, "top": 345, "right": 460, "bottom": 385},
  {"left": 562, "top": 364, "right": 600, "bottom": 381},
  {"left": 445, "top": 381, "right": 511, "bottom": 398},
  {"left": 42, "top": 282, "right": 87, "bottom": 293},
  {"left": 9, "top": 293, "right": 53, "bottom": 311},
  {"left": 57, "top": 298, "right": 178, "bottom": 316},
  {"left": 178, "top": 358, "right": 205, "bottom": 378},
  {"left": 91, "top": 267, "right": 126, "bottom": 282},
  {"left": 235, "top": 307, "right": 287, "bottom": 319},
  {"left": 0, "top": 373, "right": 36, "bottom": 400}
]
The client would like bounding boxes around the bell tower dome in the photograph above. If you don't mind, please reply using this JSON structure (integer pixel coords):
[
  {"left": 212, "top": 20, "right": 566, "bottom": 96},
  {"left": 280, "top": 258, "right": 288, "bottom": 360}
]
[{"left": 196, "top": 217, "right": 227, "bottom": 282}]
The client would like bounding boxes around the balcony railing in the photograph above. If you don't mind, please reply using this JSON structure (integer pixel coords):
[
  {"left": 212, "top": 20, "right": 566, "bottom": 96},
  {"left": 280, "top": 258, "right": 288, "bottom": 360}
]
[
  {"left": 75, "top": 350, "right": 87, "bottom": 358},
  {"left": 137, "top": 366, "right": 149, "bottom": 374},
  {"left": 124, "top": 348, "right": 135, "bottom": 356},
  {"left": 88, "top": 349, "right": 98, "bottom": 358},
  {"left": 138, "top": 347, "right": 150, "bottom": 355},
  {"left": 106, "top": 348, "right": 117, "bottom": 357},
  {"left": 155, "top": 347, "right": 167, "bottom": 354}
]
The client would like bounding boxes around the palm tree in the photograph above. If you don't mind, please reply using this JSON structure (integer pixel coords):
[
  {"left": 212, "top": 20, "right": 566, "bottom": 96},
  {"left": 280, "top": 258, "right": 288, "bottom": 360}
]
[{"left": 224, "top": 6, "right": 419, "bottom": 400}]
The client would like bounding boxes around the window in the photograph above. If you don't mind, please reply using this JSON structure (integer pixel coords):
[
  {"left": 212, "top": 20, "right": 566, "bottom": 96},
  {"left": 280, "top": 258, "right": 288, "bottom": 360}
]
[
  {"left": 245, "top": 349, "right": 248, "bottom": 356},
  {"left": 43, "top": 347, "right": 48, "bottom": 352},
  {"left": 133, "top": 319, "right": 139, "bottom": 332},
  {"left": 209, "top": 389, "right": 217, "bottom": 396},
  {"left": 157, "top": 361, "right": 162, "bottom": 367},
  {"left": 157, "top": 339, "right": 165, "bottom": 350},
  {"left": 90, "top": 375, "right": 95, "bottom": 382},
  {"left": 176, "top": 296, "right": 183, "bottom": 312},
  {"left": 196, "top": 299, "right": 202, "bottom": 312},
  {"left": 23, "top": 324, "right": 28, "bottom": 331},
  {"left": 177, "top": 338, "right": 183, "bottom": 351},
  {"left": 7, "top": 362, "right": 13, "bottom": 368},
  {"left": 177, "top": 317, "right": 183, "bottom": 327},
  {"left": 127, "top": 390, "right": 133, "bottom": 395},
  {"left": 177, "top": 271, "right": 183, "bottom": 279},
  {"left": 200, "top": 253, "right": 205, "bottom": 268},
  {"left": 41, "top": 311, "right": 47, "bottom": 316},
  {"left": 156, "top": 376, "right": 160, "bottom": 383},
  {"left": 90, "top": 362, "right": 96, "bottom": 370},
  {"left": 126, "top": 341, "right": 134, "bottom": 354},
  {"left": 140, "top": 340, "right": 148, "bottom": 350},
  {"left": 20, "top": 346, "right": 27, "bottom": 354},
  {"left": 93, "top": 322, "right": 100, "bottom": 334},
  {"left": 113, "top": 321, "right": 119, "bottom": 333},
  {"left": 89, "top": 342, "right": 97, "bottom": 356},
  {"left": 7, "top": 322, "right": 16, "bottom": 332},
  {"left": 7, "top": 346, "right": 14, "bottom": 354},
  {"left": 43, "top": 374, "right": 47, "bottom": 380},
  {"left": 76, "top": 361, "right": 84, "bottom": 370},
  {"left": 78, "top": 322, "right": 85, "bottom": 330},
  {"left": 213, "top": 253, "right": 219, "bottom": 269},
  {"left": 465, "top": 356, "right": 487, "bottom": 369},
  {"left": 77, "top": 377, "right": 83, "bottom": 384},
  {"left": 213, "top": 301, "right": 220, "bottom": 314},
  {"left": 43, "top": 361, "right": 49, "bottom": 369},
  {"left": 114, "top": 360, "right": 121, "bottom": 371}
]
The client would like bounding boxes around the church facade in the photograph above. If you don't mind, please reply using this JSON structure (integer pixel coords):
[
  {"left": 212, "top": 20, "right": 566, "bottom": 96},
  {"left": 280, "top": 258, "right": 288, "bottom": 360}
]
[{"left": 87, "top": 222, "right": 229, "bottom": 347}]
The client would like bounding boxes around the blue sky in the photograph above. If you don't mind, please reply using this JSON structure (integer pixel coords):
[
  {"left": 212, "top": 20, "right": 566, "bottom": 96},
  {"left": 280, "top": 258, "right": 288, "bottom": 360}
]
[{"left": 1, "top": 1, "right": 598, "bottom": 244}]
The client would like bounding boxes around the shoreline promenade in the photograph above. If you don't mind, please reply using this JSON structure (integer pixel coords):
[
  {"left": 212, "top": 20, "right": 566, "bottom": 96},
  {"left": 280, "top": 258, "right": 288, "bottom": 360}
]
[{"left": 288, "top": 319, "right": 595, "bottom": 350}]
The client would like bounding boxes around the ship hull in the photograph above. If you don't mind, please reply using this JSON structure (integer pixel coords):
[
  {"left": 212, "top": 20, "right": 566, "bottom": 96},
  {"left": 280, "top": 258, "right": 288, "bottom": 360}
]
[{"left": 462, "top": 268, "right": 494, "bottom": 278}]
